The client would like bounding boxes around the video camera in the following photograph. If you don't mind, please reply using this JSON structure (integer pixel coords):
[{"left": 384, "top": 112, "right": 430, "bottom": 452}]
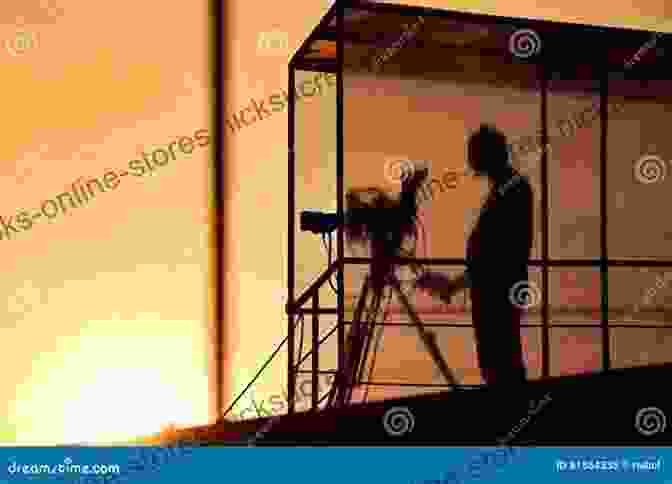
[{"left": 299, "top": 162, "right": 429, "bottom": 287}]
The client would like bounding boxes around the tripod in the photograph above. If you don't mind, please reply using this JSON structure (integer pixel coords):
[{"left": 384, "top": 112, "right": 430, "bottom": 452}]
[
  {"left": 323, "top": 164, "right": 457, "bottom": 408},
  {"left": 328, "top": 264, "right": 458, "bottom": 409}
]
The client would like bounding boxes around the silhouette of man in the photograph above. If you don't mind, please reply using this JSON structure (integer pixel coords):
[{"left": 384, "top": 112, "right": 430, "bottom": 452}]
[{"left": 416, "top": 124, "right": 533, "bottom": 386}]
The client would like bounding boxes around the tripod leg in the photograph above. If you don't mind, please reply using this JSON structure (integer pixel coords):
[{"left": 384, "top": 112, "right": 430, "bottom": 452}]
[
  {"left": 331, "top": 275, "right": 370, "bottom": 408},
  {"left": 342, "top": 276, "right": 370, "bottom": 406},
  {"left": 350, "top": 284, "right": 384, "bottom": 403},
  {"left": 355, "top": 286, "right": 383, "bottom": 384},
  {"left": 389, "top": 277, "right": 458, "bottom": 386}
]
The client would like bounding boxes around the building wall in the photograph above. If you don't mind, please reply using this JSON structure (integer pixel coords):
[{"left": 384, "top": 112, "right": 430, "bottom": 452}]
[{"left": 1, "top": 0, "right": 212, "bottom": 444}]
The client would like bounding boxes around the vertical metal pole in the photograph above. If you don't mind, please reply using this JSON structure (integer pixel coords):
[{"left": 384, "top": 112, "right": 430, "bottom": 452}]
[
  {"left": 540, "top": 63, "right": 550, "bottom": 379},
  {"left": 600, "top": 72, "right": 611, "bottom": 371},
  {"left": 213, "top": 0, "right": 224, "bottom": 421},
  {"left": 336, "top": 0, "right": 345, "bottom": 393},
  {"left": 312, "top": 292, "right": 319, "bottom": 411},
  {"left": 288, "top": 65, "right": 296, "bottom": 415}
]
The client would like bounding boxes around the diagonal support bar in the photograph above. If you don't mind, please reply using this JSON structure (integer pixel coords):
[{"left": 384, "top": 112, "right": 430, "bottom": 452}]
[{"left": 388, "top": 276, "right": 457, "bottom": 387}]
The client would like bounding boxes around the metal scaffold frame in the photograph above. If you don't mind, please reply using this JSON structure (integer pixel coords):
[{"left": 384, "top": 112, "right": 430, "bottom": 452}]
[{"left": 281, "top": 0, "right": 671, "bottom": 417}]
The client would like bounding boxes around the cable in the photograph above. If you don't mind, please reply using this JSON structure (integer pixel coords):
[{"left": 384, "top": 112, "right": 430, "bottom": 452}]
[
  {"left": 327, "top": 233, "right": 339, "bottom": 294},
  {"left": 321, "top": 233, "right": 339, "bottom": 295},
  {"left": 297, "top": 313, "right": 305, "bottom": 366}
]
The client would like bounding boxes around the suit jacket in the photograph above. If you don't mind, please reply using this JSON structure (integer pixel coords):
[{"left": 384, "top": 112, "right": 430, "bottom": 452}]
[{"left": 466, "top": 172, "right": 533, "bottom": 298}]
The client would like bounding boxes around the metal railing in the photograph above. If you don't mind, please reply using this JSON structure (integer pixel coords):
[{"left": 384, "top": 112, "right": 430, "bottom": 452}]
[{"left": 222, "top": 256, "right": 672, "bottom": 421}]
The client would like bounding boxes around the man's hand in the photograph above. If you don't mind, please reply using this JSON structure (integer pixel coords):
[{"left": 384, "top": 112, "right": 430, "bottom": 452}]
[{"left": 415, "top": 271, "right": 456, "bottom": 303}]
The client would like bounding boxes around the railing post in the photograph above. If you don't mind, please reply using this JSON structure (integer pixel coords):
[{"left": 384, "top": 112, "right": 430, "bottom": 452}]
[{"left": 312, "top": 292, "right": 320, "bottom": 411}]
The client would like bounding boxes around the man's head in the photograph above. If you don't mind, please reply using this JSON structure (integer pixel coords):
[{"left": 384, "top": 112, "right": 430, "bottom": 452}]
[{"left": 467, "top": 124, "right": 511, "bottom": 177}]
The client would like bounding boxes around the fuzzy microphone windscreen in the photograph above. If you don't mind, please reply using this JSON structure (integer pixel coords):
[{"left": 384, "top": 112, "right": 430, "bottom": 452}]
[{"left": 344, "top": 164, "right": 429, "bottom": 285}]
